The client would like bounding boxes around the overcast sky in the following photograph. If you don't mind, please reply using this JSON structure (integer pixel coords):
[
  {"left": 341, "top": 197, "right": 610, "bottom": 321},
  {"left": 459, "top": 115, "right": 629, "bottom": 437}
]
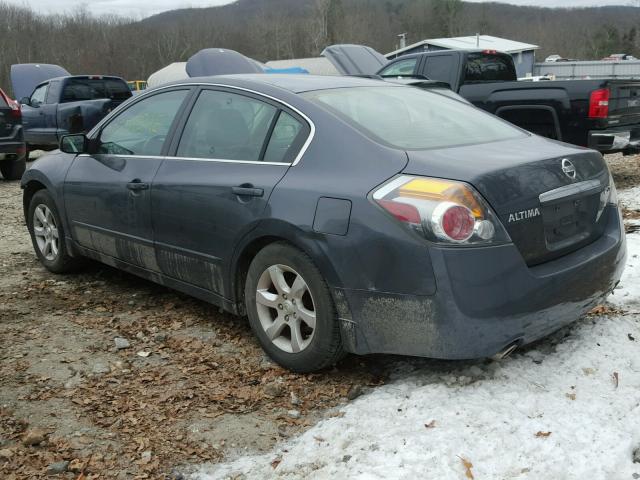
[{"left": 1, "top": 0, "right": 634, "bottom": 18}]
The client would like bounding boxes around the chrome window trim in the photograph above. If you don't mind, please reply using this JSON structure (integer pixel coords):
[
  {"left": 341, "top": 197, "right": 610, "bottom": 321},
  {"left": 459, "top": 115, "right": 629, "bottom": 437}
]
[
  {"left": 78, "top": 153, "right": 289, "bottom": 166},
  {"left": 86, "top": 82, "right": 316, "bottom": 167}
]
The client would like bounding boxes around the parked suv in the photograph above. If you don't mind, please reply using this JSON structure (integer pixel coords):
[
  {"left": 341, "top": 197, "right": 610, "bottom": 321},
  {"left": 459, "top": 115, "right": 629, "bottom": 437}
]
[{"left": 0, "top": 88, "right": 26, "bottom": 180}]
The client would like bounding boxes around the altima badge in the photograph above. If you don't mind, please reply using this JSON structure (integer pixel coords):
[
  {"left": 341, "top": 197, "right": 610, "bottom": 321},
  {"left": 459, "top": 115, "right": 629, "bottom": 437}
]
[
  {"left": 561, "top": 158, "right": 577, "bottom": 180},
  {"left": 508, "top": 208, "right": 541, "bottom": 223}
]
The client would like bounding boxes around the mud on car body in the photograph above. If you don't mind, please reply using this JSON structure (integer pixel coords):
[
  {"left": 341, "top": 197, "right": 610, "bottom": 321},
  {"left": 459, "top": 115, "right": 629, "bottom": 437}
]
[{"left": 21, "top": 73, "right": 626, "bottom": 372}]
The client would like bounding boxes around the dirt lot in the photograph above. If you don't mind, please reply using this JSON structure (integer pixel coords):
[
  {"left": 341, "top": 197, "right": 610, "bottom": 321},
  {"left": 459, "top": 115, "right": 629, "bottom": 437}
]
[
  {"left": 1, "top": 153, "right": 638, "bottom": 479},
  {"left": 0, "top": 172, "right": 385, "bottom": 479}
]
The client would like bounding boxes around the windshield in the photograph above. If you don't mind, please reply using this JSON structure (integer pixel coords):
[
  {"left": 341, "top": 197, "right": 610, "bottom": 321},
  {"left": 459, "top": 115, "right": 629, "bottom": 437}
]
[
  {"left": 61, "top": 78, "right": 131, "bottom": 103},
  {"left": 303, "top": 86, "right": 525, "bottom": 150}
]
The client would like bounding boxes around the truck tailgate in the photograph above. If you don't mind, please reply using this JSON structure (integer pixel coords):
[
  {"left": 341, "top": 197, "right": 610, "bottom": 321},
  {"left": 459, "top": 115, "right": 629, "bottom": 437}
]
[{"left": 608, "top": 81, "right": 640, "bottom": 125}]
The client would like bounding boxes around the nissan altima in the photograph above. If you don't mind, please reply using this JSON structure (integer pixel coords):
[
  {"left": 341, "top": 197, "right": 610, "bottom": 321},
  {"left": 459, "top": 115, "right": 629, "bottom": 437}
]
[{"left": 21, "top": 75, "right": 626, "bottom": 372}]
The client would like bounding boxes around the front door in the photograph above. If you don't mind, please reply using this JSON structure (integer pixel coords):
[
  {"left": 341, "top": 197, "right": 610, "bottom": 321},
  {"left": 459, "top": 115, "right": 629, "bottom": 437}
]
[
  {"left": 21, "top": 82, "right": 51, "bottom": 146},
  {"left": 64, "top": 88, "right": 191, "bottom": 270},
  {"left": 152, "top": 87, "right": 310, "bottom": 296}
]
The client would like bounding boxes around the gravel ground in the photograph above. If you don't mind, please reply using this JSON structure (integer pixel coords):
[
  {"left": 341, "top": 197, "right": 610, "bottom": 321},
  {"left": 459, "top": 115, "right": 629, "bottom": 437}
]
[
  {"left": 0, "top": 166, "right": 384, "bottom": 479},
  {"left": 1, "top": 153, "right": 638, "bottom": 479}
]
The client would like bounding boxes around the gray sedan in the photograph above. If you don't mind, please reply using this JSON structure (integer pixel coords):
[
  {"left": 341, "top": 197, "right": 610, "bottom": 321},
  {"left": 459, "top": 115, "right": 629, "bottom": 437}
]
[{"left": 21, "top": 74, "right": 626, "bottom": 372}]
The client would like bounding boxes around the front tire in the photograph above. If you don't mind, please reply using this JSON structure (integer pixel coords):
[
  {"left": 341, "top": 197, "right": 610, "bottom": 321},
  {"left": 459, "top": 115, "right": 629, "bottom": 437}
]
[
  {"left": 245, "top": 242, "right": 344, "bottom": 373},
  {"left": 27, "top": 190, "right": 83, "bottom": 273}
]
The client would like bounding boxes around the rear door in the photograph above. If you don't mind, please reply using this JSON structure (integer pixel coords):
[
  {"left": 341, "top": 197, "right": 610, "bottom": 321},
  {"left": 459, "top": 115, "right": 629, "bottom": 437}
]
[
  {"left": 151, "top": 87, "right": 310, "bottom": 296},
  {"left": 64, "top": 88, "right": 192, "bottom": 269}
]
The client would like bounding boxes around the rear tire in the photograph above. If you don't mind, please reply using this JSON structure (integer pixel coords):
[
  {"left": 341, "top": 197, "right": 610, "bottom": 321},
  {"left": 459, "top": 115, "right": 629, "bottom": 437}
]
[
  {"left": 245, "top": 242, "right": 344, "bottom": 373},
  {"left": 27, "top": 190, "right": 83, "bottom": 273},
  {"left": 0, "top": 157, "right": 26, "bottom": 180}
]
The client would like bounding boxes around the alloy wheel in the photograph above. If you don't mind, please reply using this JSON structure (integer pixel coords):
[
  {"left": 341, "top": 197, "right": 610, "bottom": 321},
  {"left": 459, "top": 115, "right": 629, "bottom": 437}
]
[
  {"left": 255, "top": 264, "right": 316, "bottom": 353},
  {"left": 33, "top": 204, "right": 59, "bottom": 261}
]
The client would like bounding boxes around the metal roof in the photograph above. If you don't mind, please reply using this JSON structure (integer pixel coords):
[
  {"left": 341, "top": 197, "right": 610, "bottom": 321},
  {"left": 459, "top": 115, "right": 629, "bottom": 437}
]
[{"left": 386, "top": 35, "right": 539, "bottom": 58}]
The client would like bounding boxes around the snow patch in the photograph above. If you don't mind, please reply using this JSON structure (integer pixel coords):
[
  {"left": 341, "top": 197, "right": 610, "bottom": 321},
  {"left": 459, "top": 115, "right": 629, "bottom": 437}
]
[
  {"left": 619, "top": 185, "right": 640, "bottom": 211},
  {"left": 194, "top": 190, "right": 640, "bottom": 480}
]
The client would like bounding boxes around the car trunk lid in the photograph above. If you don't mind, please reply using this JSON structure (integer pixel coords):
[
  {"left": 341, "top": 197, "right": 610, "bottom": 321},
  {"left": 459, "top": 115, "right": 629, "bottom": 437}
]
[
  {"left": 321, "top": 44, "right": 389, "bottom": 76},
  {"left": 10, "top": 63, "right": 70, "bottom": 101},
  {"left": 402, "top": 135, "right": 611, "bottom": 265}
]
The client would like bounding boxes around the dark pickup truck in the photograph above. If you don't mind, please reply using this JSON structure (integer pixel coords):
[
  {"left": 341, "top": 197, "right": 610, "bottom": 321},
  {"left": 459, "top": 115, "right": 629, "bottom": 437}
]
[
  {"left": 380, "top": 49, "right": 640, "bottom": 154},
  {"left": 323, "top": 45, "right": 640, "bottom": 154},
  {"left": 11, "top": 64, "right": 132, "bottom": 153}
]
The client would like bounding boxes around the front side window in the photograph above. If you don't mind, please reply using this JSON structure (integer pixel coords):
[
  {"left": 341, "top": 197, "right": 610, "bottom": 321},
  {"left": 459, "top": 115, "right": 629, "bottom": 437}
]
[
  {"left": 177, "top": 90, "right": 278, "bottom": 161},
  {"left": 380, "top": 58, "right": 418, "bottom": 77},
  {"left": 303, "top": 85, "right": 525, "bottom": 150},
  {"left": 31, "top": 84, "right": 48, "bottom": 105},
  {"left": 97, "top": 89, "right": 188, "bottom": 156}
]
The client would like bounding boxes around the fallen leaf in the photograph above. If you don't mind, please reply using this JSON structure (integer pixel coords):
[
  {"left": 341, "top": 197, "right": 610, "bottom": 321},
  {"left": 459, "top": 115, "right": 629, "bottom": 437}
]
[
  {"left": 270, "top": 457, "right": 282, "bottom": 469},
  {"left": 565, "top": 393, "right": 576, "bottom": 401},
  {"left": 458, "top": 456, "right": 474, "bottom": 479},
  {"left": 535, "top": 431, "right": 552, "bottom": 438},
  {"left": 613, "top": 371, "right": 619, "bottom": 389},
  {"left": 425, "top": 420, "right": 436, "bottom": 428}
]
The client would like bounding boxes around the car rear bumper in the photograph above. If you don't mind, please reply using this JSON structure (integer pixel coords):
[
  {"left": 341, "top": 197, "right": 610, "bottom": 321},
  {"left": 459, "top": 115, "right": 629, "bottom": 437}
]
[
  {"left": 588, "top": 126, "right": 640, "bottom": 154},
  {"left": 336, "top": 206, "right": 626, "bottom": 359},
  {"left": 0, "top": 141, "right": 26, "bottom": 160}
]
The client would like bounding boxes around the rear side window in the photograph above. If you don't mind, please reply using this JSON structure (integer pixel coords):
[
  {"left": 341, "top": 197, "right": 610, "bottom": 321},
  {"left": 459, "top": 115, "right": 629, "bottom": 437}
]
[
  {"left": 380, "top": 58, "right": 417, "bottom": 76},
  {"left": 98, "top": 89, "right": 188, "bottom": 156},
  {"left": 424, "top": 55, "right": 452, "bottom": 84},
  {"left": 177, "top": 90, "right": 278, "bottom": 161},
  {"left": 61, "top": 78, "right": 131, "bottom": 102},
  {"left": 303, "top": 85, "right": 524, "bottom": 150},
  {"left": 0, "top": 92, "right": 7, "bottom": 108},
  {"left": 263, "top": 112, "right": 305, "bottom": 163},
  {"left": 464, "top": 54, "right": 516, "bottom": 83}
]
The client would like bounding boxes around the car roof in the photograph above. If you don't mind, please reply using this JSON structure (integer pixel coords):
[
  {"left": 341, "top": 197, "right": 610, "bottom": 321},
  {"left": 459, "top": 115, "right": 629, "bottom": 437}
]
[{"left": 166, "top": 74, "right": 401, "bottom": 94}]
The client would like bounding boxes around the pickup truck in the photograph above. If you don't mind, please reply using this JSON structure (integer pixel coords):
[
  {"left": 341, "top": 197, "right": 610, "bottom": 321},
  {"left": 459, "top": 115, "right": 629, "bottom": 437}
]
[
  {"left": 323, "top": 45, "right": 640, "bottom": 155},
  {"left": 11, "top": 64, "right": 132, "bottom": 153}
]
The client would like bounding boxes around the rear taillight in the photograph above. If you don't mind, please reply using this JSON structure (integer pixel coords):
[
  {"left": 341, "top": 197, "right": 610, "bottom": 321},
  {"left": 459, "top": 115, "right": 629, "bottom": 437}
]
[
  {"left": 589, "top": 88, "right": 610, "bottom": 119},
  {"left": 373, "top": 176, "right": 510, "bottom": 246},
  {"left": 0, "top": 90, "right": 21, "bottom": 119}
]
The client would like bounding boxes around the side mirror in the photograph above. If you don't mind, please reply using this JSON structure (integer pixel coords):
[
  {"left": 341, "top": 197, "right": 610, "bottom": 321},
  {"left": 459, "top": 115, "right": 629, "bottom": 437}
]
[
  {"left": 60, "top": 134, "right": 88, "bottom": 154},
  {"left": 19, "top": 97, "right": 31, "bottom": 106}
]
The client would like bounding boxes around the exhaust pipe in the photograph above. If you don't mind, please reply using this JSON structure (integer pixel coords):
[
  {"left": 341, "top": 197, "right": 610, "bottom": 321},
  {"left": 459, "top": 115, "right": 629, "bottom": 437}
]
[{"left": 492, "top": 340, "right": 520, "bottom": 361}]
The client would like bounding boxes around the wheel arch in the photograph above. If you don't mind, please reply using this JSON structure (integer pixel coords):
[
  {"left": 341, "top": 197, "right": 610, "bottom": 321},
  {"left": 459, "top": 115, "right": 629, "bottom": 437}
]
[
  {"left": 230, "top": 222, "right": 343, "bottom": 315},
  {"left": 22, "top": 179, "right": 48, "bottom": 220}
]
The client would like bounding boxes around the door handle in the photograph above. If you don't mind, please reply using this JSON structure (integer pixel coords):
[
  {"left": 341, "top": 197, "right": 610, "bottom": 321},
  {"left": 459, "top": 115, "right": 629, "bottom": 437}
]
[
  {"left": 232, "top": 186, "right": 264, "bottom": 197},
  {"left": 127, "top": 180, "right": 149, "bottom": 191}
]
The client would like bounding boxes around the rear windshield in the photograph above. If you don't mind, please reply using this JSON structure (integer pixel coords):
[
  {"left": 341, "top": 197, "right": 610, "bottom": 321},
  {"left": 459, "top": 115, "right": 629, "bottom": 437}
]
[
  {"left": 61, "top": 78, "right": 131, "bottom": 103},
  {"left": 302, "top": 86, "right": 525, "bottom": 150},
  {"left": 464, "top": 53, "right": 516, "bottom": 83}
]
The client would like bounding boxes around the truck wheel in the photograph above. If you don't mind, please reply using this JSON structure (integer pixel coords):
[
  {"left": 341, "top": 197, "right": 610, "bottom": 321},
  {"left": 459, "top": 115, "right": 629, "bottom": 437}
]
[
  {"left": 0, "top": 158, "right": 26, "bottom": 180},
  {"left": 27, "top": 190, "right": 83, "bottom": 273},
  {"left": 244, "top": 242, "right": 345, "bottom": 373}
]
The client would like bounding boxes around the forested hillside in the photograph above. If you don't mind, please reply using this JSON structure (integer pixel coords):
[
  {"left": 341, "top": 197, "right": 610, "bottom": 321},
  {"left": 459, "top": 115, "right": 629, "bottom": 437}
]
[{"left": 1, "top": 0, "right": 640, "bottom": 94}]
